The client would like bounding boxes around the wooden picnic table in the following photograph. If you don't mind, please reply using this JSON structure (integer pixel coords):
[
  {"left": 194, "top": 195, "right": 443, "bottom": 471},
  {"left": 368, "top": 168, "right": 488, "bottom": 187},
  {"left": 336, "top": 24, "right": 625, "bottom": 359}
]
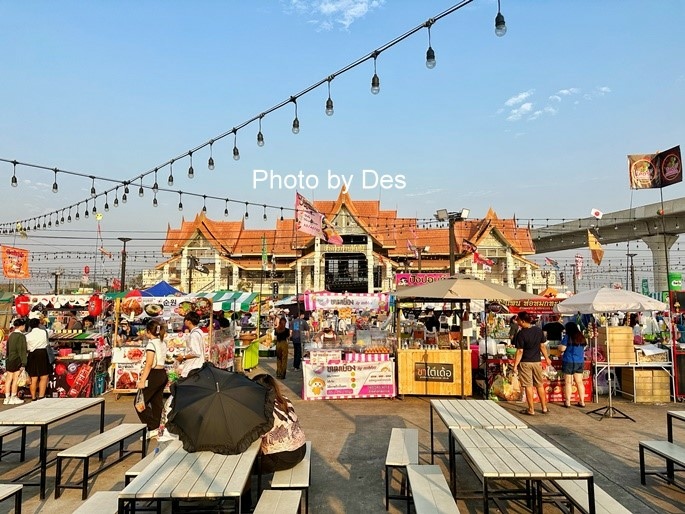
[
  {"left": 118, "top": 439, "right": 260, "bottom": 513},
  {"left": 0, "top": 397, "right": 105, "bottom": 499},
  {"left": 429, "top": 399, "right": 528, "bottom": 493},
  {"left": 451, "top": 427, "right": 595, "bottom": 514}
]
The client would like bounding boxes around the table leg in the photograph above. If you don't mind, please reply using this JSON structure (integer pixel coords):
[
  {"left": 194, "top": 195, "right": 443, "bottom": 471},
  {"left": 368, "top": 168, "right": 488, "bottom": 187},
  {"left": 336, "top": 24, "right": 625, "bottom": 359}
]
[
  {"left": 430, "top": 403, "right": 435, "bottom": 464},
  {"left": 483, "top": 478, "right": 489, "bottom": 514},
  {"left": 587, "top": 477, "right": 596, "bottom": 514},
  {"left": 449, "top": 432, "right": 455, "bottom": 495},
  {"left": 39, "top": 425, "right": 48, "bottom": 500},
  {"left": 668, "top": 412, "right": 674, "bottom": 442},
  {"left": 99, "top": 400, "right": 106, "bottom": 433}
]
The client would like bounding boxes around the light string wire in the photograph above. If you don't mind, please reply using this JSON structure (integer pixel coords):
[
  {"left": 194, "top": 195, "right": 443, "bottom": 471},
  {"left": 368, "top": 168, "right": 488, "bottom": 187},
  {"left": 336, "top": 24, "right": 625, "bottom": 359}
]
[{"left": 0, "top": 0, "right": 476, "bottom": 231}]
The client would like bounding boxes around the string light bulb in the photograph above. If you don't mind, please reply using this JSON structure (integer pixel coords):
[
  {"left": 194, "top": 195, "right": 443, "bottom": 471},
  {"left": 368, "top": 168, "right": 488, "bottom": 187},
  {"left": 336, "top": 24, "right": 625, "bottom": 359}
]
[
  {"left": 90, "top": 176, "right": 97, "bottom": 197},
  {"left": 371, "top": 52, "right": 380, "bottom": 94},
  {"left": 280, "top": 207, "right": 284, "bottom": 221},
  {"left": 52, "top": 169, "right": 59, "bottom": 193},
  {"left": 168, "top": 160, "right": 175, "bottom": 186},
  {"left": 257, "top": 116, "right": 265, "bottom": 147},
  {"left": 202, "top": 195, "right": 207, "bottom": 213},
  {"left": 104, "top": 193, "right": 110, "bottom": 211},
  {"left": 75, "top": 205, "right": 80, "bottom": 220},
  {"left": 178, "top": 192, "right": 183, "bottom": 211},
  {"left": 153, "top": 168, "right": 159, "bottom": 192},
  {"left": 11, "top": 161, "right": 17, "bottom": 187},
  {"left": 122, "top": 189, "right": 128, "bottom": 204},
  {"left": 153, "top": 193, "right": 158, "bottom": 207},
  {"left": 263, "top": 204, "right": 267, "bottom": 221},
  {"left": 224, "top": 199, "right": 229, "bottom": 217},
  {"left": 208, "top": 141, "right": 215, "bottom": 170},
  {"left": 233, "top": 130, "right": 240, "bottom": 160},
  {"left": 291, "top": 97, "right": 300, "bottom": 134},
  {"left": 188, "top": 151, "right": 194, "bottom": 178},
  {"left": 84, "top": 201, "right": 89, "bottom": 218},
  {"left": 244, "top": 202, "right": 249, "bottom": 219},
  {"left": 495, "top": 0, "right": 507, "bottom": 37},
  {"left": 325, "top": 77, "right": 334, "bottom": 116},
  {"left": 114, "top": 187, "right": 119, "bottom": 208},
  {"left": 425, "top": 21, "right": 436, "bottom": 68},
  {"left": 67, "top": 208, "right": 72, "bottom": 223},
  {"left": 138, "top": 177, "right": 144, "bottom": 197}
]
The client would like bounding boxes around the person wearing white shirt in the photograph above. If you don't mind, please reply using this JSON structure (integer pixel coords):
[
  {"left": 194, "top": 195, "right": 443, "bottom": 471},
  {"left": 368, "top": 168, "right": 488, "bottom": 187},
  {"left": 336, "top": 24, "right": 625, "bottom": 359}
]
[
  {"left": 176, "top": 311, "right": 205, "bottom": 377},
  {"left": 25, "top": 318, "right": 51, "bottom": 400}
]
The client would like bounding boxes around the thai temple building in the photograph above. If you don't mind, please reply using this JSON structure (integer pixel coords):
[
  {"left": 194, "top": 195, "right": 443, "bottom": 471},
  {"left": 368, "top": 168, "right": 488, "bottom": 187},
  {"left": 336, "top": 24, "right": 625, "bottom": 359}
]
[{"left": 144, "top": 188, "right": 552, "bottom": 295}]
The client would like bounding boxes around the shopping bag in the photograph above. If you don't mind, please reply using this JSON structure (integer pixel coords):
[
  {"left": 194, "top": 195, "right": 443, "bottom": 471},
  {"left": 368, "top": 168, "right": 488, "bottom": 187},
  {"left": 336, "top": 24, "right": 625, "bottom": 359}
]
[
  {"left": 134, "top": 389, "right": 146, "bottom": 413},
  {"left": 16, "top": 369, "right": 29, "bottom": 388},
  {"left": 510, "top": 373, "right": 521, "bottom": 393}
]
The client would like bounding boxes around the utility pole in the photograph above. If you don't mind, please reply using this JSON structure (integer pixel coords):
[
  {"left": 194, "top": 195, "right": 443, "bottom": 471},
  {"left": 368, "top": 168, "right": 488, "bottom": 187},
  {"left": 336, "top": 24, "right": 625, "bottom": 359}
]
[
  {"left": 53, "top": 270, "right": 63, "bottom": 294},
  {"left": 627, "top": 253, "right": 637, "bottom": 292},
  {"left": 118, "top": 237, "right": 132, "bottom": 291}
]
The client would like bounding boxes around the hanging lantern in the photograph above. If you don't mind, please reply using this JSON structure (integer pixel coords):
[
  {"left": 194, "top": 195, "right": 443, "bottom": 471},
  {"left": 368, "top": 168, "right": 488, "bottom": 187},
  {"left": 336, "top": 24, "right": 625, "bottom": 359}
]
[
  {"left": 88, "top": 294, "right": 103, "bottom": 317},
  {"left": 15, "top": 294, "right": 31, "bottom": 317}
]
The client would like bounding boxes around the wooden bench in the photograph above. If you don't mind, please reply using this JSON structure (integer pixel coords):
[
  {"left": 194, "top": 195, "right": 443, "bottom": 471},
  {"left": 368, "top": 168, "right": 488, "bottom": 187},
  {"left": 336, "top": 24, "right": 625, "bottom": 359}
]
[
  {"left": 0, "top": 484, "right": 22, "bottom": 514},
  {"left": 254, "top": 490, "right": 302, "bottom": 514},
  {"left": 406, "top": 464, "right": 459, "bottom": 514},
  {"left": 55, "top": 423, "right": 147, "bottom": 500},
  {"left": 639, "top": 440, "right": 685, "bottom": 489},
  {"left": 271, "top": 441, "right": 311, "bottom": 514},
  {"left": 125, "top": 446, "right": 160, "bottom": 485},
  {"left": 0, "top": 425, "right": 27, "bottom": 462},
  {"left": 385, "top": 428, "right": 419, "bottom": 510},
  {"left": 73, "top": 490, "right": 119, "bottom": 513},
  {"left": 552, "top": 479, "right": 631, "bottom": 514}
]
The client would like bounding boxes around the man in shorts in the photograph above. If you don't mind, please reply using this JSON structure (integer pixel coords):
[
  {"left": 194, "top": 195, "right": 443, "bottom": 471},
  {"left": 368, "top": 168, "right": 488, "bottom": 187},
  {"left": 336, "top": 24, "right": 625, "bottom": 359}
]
[{"left": 513, "top": 311, "right": 552, "bottom": 415}]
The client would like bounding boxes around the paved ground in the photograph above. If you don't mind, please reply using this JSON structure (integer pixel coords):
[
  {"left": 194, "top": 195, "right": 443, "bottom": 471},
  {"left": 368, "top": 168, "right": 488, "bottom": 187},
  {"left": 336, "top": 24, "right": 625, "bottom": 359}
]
[{"left": 2, "top": 355, "right": 685, "bottom": 513}]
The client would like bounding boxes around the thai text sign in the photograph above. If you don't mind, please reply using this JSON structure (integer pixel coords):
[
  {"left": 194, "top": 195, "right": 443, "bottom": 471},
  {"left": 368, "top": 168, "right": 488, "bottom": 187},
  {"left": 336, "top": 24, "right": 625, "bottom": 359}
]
[
  {"left": 395, "top": 272, "right": 449, "bottom": 286},
  {"left": 304, "top": 292, "right": 389, "bottom": 311},
  {"left": 414, "top": 362, "right": 454, "bottom": 382},
  {"left": 303, "top": 355, "right": 395, "bottom": 400}
]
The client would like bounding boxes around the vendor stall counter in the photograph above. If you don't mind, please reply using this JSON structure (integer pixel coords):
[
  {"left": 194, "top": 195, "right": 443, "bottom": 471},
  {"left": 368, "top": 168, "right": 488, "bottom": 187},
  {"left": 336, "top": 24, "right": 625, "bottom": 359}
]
[{"left": 396, "top": 348, "right": 472, "bottom": 396}]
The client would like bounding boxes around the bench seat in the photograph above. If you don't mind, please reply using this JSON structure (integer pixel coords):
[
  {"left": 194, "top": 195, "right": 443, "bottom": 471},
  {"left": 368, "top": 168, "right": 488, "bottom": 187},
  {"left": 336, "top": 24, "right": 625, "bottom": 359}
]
[
  {"left": 271, "top": 442, "right": 311, "bottom": 514},
  {"left": 406, "top": 464, "right": 459, "bottom": 514},
  {"left": 639, "top": 440, "right": 685, "bottom": 489},
  {"left": 73, "top": 490, "right": 120, "bottom": 513},
  {"left": 55, "top": 423, "right": 147, "bottom": 500},
  {"left": 0, "top": 484, "right": 23, "bottom": 513},
  {"left": 0, "top": 425, "right": 27, "bottom": 462},
  {"left": 385, "top": 428, "right": 419, "bottom": 510},
  {"left": 254, "top": 490, "right": 302, "bottom": 514},
  {"left": 553, "top": 479, "right": 631, "bottom": 514}
]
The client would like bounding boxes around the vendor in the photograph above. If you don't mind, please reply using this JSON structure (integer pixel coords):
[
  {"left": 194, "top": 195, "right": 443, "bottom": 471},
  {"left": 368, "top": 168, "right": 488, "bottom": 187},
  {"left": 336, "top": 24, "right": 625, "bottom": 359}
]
[
  {"left": 116, "top": 319, "right": 138, "bottom": 345},
  {"left": 314, "top": 326, "right": 338, "bottom": 345},
  {"left": 82, "top": 315, "right": 97, "bottom": 333}
]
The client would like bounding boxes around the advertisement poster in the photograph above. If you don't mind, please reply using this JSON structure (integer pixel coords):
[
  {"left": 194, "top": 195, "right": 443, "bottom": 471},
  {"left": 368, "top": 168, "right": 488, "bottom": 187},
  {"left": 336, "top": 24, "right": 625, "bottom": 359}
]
[
  {"left": 304, "top": 292, "right": 389, "bottom": 312},
  {"left": 395, "top": 273, "right": 449, "bottom": 286},
  {"left": 1, "top": 245, "right": 30, "bottom": 279},
  {"left": 303, "top": 353, "right": 395, "bottom": 400},
  {"left": 48, "top": 361, "right": 95, "bottom": 398}
]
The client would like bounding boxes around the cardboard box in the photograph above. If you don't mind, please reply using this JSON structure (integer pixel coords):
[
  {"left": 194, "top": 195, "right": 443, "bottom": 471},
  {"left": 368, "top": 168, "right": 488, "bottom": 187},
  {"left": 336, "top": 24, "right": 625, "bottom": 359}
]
[
  {"left": 621, "top": 368, "right": 671, "bottom": 402},
  {"left": 598, "top": 326, "right": 635, "bottom": 364}
]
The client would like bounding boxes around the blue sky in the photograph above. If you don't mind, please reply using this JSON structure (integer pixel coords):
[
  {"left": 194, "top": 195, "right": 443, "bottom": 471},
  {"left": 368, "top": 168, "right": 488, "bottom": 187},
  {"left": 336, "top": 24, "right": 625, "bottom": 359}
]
[{"left": 1, "top": 0, "right": 684, "bottom": 289}]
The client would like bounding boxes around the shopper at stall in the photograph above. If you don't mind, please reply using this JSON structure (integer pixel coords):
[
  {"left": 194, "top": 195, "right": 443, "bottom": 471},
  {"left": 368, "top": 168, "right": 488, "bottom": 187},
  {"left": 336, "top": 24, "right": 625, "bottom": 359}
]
[
  {"left": 177, "top": 311, "right": 205, "bottom": 377},
  {"left": 82, "top": 315, "right": 97, "bottom": 333},
  {"left": 116, "top": 319, "right": 138, "bottom": 345},
  {"left": 508, "top": 315, "right": 519, "bottom": 342},
  {"left": 26, "top": 317, "right": 51, "bottom": 401},
  {"left": 4, "top": 318, "right": 28, "bottom": 405},
  {"left": 542, "top": 315, "right": 565, "bottom": 347},
  {"left": 512, "top": 311, "right": 552, "bottom": 416},
  {"left": 135, "top": 319, "right": 168, "bottom": 438},
  {"left": 273, "top": 316, "right": 291, "bottom": 379},
  {"left": 424, "top": 308, "right": 440, "bottom": 333},
  {"left": 67, "top": 310, "right": 83, "bottom": 331},
  {"left": 290, "top": 312, "right": 308, "bottom": 371},
  {"left": 559, "top": 321, "right": 587, "bottom": 408}
]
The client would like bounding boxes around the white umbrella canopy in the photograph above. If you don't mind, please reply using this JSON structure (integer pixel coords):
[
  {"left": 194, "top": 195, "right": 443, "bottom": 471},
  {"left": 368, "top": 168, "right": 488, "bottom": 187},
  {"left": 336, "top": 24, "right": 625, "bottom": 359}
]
[
  {"left": 554, "top": 287, "right": 668, "bottom": 314},
  {"left": 394, "top": 274, "right": 542, "bottom": 301}
]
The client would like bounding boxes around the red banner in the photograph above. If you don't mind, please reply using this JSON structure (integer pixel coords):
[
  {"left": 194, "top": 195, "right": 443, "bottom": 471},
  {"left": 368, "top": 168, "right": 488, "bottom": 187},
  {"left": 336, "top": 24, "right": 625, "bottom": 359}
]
[{"left": 1, "top": 245, "right": 30, "bottom": 279}]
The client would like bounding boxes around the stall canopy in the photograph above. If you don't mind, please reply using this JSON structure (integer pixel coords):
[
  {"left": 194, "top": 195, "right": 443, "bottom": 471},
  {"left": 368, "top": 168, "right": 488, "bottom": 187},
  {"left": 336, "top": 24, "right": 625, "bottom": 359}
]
[
  {"left": 144, "top": 281, "right": 183, "bottom": 297},
  {"left": 194, "top": 291, "right": 259, "bottom": 312},
  {"left": 394, "top": 274, "right": 543, "bottom": 302},
  {"left": 554, "top": 287, "right": 667, "bottom": 314}
]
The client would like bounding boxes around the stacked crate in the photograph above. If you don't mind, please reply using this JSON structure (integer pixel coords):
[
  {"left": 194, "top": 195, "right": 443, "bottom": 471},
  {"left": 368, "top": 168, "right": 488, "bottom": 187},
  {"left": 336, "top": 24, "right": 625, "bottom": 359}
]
[
  {"left": 598, "top": 326, "right": 635, "bottom": 364},
  {"left": 621, "top": 369, "right": 671, "bottom": 402}
]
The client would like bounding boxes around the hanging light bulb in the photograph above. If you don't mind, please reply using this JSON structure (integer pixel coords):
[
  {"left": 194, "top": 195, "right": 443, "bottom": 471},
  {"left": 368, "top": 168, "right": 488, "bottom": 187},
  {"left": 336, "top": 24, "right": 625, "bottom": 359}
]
[
  {"left": 75, "top": 206, "right": 80, "bottom": 220},
  {"left": 114, "top": 187, "right": 119, "bottom": 207},
  {"left": 84, "top": 201, "right": 89, "bottom": 218},
  {"left": 92, "top": 203, "right": 97, "bottom": 214},
  {"left": 122, "top": 190, "right": 128, "bottom": 204},
  {"left": 152, "top": 168, "right": 159, "bottom": 192},
  {"left": 425, "top": 21, "right": 436, "bottom": 68},
  {"left": 280, "top": 207, "right": 284, "bottom": 221},
  {"left": 233, "top": 130, "right": 240, "bottom": 160},
  {"left": 202, "top": 195, "right": 207, "bottom": 213},
  {"left": 244, "top": 202, "right": 249, "bottom": 219},
  {"left": 188, "top": 151, "right": 194, "bottom": 178},
  {"left": 371, "top": 52, "right": 380, "bottom": 94},
  {"left": 11, "top": 161, "right": 18, "bottom": 187},
  {"left": 263, "top": 205, "right": 267, "bottom": 221},
  {"left": 104, "top": 193, "right": 110, "bottom": 211},
  {"left": 291, "top": 97, "right": 300, "bottom": 134},
  {"left": 138, "top": 177, "right": 144, "bottom": 197},
  {"left": 90, "top": 176, "right": 97, "bottom": 197},
  {"left": 67, "top": 208, "right": 72, "bottom": 223},
  {"left": 325, "top": 77, "right": 334, "bottom": 116},
  {"left": 153, "top": 193, "right": 158, "bottom": 207},
  {"left": 257, "top": 116, "right": 265, "bottom": 147},
  {"left": 208, "top": 141, "right": 215, "bottom": 170},
  {"left": 495, "top": 0, "right": 507, "bottom": 36},
  {"left": 124, "top": 182, "right": 130, "bottom": 195},
  {"left": 168, "top": 160, "right": 175, "bottom": 186},
  {"left": 178, "top": 192, "right": 183, "bottom": 211},
  {"left": 224, "top": 200, "right": 229, "bottom": 217},
  {"left": 52, "top": 169, "right": 59, "bottom": 193}
]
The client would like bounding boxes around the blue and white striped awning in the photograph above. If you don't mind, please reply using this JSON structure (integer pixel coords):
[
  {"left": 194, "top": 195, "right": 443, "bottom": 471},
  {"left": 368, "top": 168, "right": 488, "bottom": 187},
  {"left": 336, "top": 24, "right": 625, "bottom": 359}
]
[{"left": 193, "top": 291, "right": 259, "bottom": 312}]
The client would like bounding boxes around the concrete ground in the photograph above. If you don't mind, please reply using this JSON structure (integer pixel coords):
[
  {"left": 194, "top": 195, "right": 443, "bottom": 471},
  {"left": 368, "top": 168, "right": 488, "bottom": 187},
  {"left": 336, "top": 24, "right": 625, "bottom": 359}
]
[{"left": 2, "top": 355, "right": 685, "bottom": 513}]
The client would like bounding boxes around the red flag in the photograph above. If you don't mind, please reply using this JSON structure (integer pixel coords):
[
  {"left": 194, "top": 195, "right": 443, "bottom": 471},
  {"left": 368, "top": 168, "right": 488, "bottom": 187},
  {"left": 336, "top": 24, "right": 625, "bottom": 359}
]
[
  {"left": 473, "top": 252, "right": 494, "bottom": 266},
  {"left": 462, "top": 239, "right": 477, "bottom": 253}
]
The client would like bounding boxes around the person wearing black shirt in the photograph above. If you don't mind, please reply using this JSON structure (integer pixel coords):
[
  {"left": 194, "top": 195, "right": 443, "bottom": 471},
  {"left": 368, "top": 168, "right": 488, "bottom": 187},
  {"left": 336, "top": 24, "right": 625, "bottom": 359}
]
[
  {"left": 513, "top": 311, "right": 552, "bottom": 416},
  {"left": 542, "top": 316, "right": 565, "bottom": 346},
  {"left": 424, "top": 309, "right": 440, "bottom": 333}
]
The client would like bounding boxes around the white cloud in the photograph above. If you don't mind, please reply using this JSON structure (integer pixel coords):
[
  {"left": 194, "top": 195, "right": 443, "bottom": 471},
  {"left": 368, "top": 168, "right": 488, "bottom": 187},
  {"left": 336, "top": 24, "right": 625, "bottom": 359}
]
[
  {"left": 598, "top": 86, "right": 611, "bottom": 93},
  {"left": 405, "top": 188, "right": 444, "bottom": 197},
  {"left": 287, "top": 0, "right": 384, "bottom": 30},
  {"left": 557, "top": 88, "right": 580, "bottom": 96},
  {"left": 507, "top": 102, "right": 533, "bottom": 121},
  {"left": 548, "top": 95, "right": 561, "bottom": 102},
  {"left": 543, "top": 106, "right": 558, "bottom": 115},
  {"left": 504, "top": 89, "right": 534, "bottom": 107},
  {"left": 528, "top": 110, "right": 543, "bottom": 121}
]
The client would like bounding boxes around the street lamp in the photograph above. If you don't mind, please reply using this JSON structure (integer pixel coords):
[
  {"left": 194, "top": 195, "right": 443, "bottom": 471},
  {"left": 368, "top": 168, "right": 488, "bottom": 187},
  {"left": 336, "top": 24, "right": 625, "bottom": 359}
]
[
  {"left": 435, "top": 208, "right": 470, "bottom": 275},
  {"left": 53, "top": 270, "right": 63, "bottom": 294},
  {"left": 118, "top": 237, "right": 132, "bottom": 291}
]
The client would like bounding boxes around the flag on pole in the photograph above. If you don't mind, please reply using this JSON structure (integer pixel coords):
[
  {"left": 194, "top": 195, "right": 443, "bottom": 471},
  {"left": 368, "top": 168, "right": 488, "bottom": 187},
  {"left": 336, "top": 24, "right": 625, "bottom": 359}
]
[
  {"left": 1, "top": 245, "right": 30, "bottom": 279},
  {"left": 544, "top": 257, "right": 560, "bottom": 269},
  {"left": 473, "top": 252, "right": 495, "bottom": 266},
  {"left": 462, "top": 239, "right": 477, "bottom": 253},
  {"left": 261, "top": 235, "right": 268, "bottom": 270},
  {"left": 629, "top": 146, "right": 682, "bottom": 189},
  {"left": 407, "top": 240, "right": 419, "bottom": 258},
  {"left": 295, "top": 192, "right": 343, "bottom": 245},
  {"left": 590, "top": 208, "right": 603, "bottom": 220},
  {"left": 574, "top": 254, "right": 583, "bottom": 279},
  {"left": 587, "top": 228, "right": 604, "bottom": 265}
]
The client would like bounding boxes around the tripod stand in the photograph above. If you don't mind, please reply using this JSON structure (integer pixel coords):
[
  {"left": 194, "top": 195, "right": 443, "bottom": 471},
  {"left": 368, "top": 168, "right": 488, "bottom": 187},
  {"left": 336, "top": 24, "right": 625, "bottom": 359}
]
[{"left": 587, "top": 327, "right": 636, "bottom": 422}]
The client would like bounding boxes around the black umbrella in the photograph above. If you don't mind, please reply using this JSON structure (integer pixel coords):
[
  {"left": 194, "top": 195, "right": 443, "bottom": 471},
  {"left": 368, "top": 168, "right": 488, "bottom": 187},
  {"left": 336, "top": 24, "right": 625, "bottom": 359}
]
[{"left": 167, "top": 363, "right": 275, "bottom": 454}]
